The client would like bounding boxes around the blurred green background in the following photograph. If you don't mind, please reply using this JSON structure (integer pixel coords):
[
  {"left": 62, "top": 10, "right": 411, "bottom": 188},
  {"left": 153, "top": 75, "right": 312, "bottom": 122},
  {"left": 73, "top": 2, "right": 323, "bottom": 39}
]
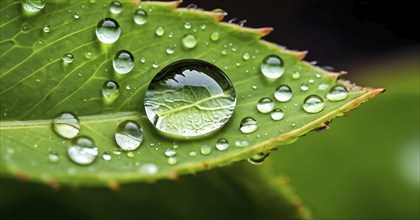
[{"left": 1, "top": 0, "right": 419, "bottom": 219}]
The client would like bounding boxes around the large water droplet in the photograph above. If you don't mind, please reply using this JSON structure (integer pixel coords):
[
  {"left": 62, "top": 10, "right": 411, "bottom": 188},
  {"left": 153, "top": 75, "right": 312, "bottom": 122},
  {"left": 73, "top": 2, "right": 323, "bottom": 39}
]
[
  {"left": 155, "top": 26, "right": 165, "bottom": 37},
  {"left": 52, "top": 112, "right": 80, "bottom": 139},
  {"left": 48, "top": 152, "right": 60, "bottom": 163},
  {"left": 240, "top": 117, "right": 258, "bottom": 134},
  {"left": 109, "top": 1, "right": 122, "bottom": 14},
  {"left": 96, "top": 18, "right": 121, "bottom": 44},
  {"left": 247, "top": 151, "right": 270, "bottom": 165},
  {"left": 182, "top": 34, "right": 197, "bottom": 49},
  {"left": 115, "top": 120, "right": 143, "bottom": 151},
  {"left": 256, "top": 97, "right": 274, "bottom": 113},
  {"left": 21, "top": 0, "right": 46, "bottom": 13},
  {"left": 210, "top": 32, "right": 219, "bottom": 41},
  {"left": 62, "top": 53, "right": 74, "bottom": 64},
  {"left": 326, "top": 85, "right": 348, "bottom": 101},
  {"left": 303, "top": 95, "right": 325, "bottom": 113},
  {"left": 113, "top": 50, "right": 135, "bottom": 74},
  {"left": 274, "top": 85, "right": 292, "bottom": 102},
  {"left": 133, "top": 9, "right": 148, "bottom": 25},
  {"left": 145, "top": 59, "right": 236, "bottom": 139},
  {"left": 200, "top": 145, "right": 212, "bottom": 155},
  {"left": 102, "top": 80, "right": 120, "bottom": 103},
  {"left": 68, "top": 136, "right": 98, "bottom": 165},
  {"left": 216, "top": 138, "right": 229, "bottom": 151},
  {"left": 260, "top": 55, "right": 285, "bottom": 79},
  {"left": 271, "top": 108, "right": 284, "bottom": 121}
]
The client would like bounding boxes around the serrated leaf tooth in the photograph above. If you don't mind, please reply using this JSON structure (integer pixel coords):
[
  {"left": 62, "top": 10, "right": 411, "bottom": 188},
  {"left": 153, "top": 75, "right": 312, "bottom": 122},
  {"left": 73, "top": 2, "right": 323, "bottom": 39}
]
[
  {"left": 152, "top": 0, "right": 182, "bottom": 8},
  {"left": 202, "top": 11, "right": 226, "bottom": 21},
  {"left": 242, "top": 27, "right": 273, "bottom": 37}
]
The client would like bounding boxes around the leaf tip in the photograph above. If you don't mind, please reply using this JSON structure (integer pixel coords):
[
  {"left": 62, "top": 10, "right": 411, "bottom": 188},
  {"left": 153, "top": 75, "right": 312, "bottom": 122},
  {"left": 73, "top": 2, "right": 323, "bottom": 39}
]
[
  {"left": 244, "top": 27, "right": 273, "bottom": 37},
  {"left": 202, "top": 11, "right": 226, "bottom": 21}
]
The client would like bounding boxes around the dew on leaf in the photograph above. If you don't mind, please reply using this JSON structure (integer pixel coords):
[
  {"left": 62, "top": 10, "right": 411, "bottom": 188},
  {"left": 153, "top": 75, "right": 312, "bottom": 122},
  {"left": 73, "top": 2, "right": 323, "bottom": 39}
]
[
  {"left": 167, "top": 157, "right": 177, "bottom": 165},
  {"left": 102, "top": 80, "right": 120, "bottom": 103},
  {"left": 21, "top": 24, "right": 29, "bottom": 31},
  {"left": 21, "top": 0, "right": 46, "bottom": 13},
  {"left": 303, "top": 95, "right": 325, "bottom": 113},
  {"left": 327, "top": 85, "right": 349, "bottom": 101},
  {"left": 300, "top": 84, "right": 309, "bottom": 91},
  {"left": 166, "top": 45, "right": 175, "bottom": 54},
  {"left": 274, "top": 85, "right": 292, "bottom": 102},
  {"left": 74, "top": 12, "right": 80, "bottom": 19},
  {"left": 240, "top": 117, "right": 258, "bottom": 134},
  {"left": 260, "top": 55, "right": 285, "bottom": 79},
  {"left": 102, "top": 151, "right": 112, "bottom": 161},
  {"left": 251, "top": 83, "right": 257, "bottom": 90},
  {"left": 134, "top": 9, "right": 148, "bottom": 25},
  {"left": 68, "top": 136, "right": 98, "bottom": 165},
  {"left": 144, "top": 59, "right": 236, "bottom": 139},
  {"left": 138, "top": 163, "right": 158, "bottom": 175},
  {"left": 127, "top": 152, "right": 135, "bottom": 158},
  {"left": 188, "top": 150, "right": 197, "bottom": 157},
  {"left": 182, "top": 34, "right": 197, "bottom": 49},
  {"left": 247, "top": 152, "right": 270, "bottom": 165},
  {"left": 210, "top": 32, "right": 219, "bottom": 41},
  {"left": 200, "top": 145, "right": 212, "bottom": 155},
  {"left": 115, "top": 120, "right": 143, "bottom": 151},
  {"left": 109, "top": 1, "right": 122, "bottom": 14},
  {"left": 184, "top": 21, "right": 192, "bottom": 29},
  {"left": 271, "top": 108, "right": 284, "bottom": 121},
  {"left": 164, "top": 148, "right": 176, "bottom": 157},
  {"left": 42, "top": 23, "right": 50, "bottom": 33},
  {"left": 84, "top": 51, "right": 93, "bottom": 59},
  {"left": 257, "top": 97, "right": 274, "bottom": 113},
  {"left": 48, "top": 152, "right": 60, "bottom": 163},
  {"left": 242, "top": 52, "right": 250, "bottom": 61},
  {"left": 52, "top": 112, "right": 80, "bottom": 139},
  {"left": 96, "top": 18, "right": 121, "bottom": 44},
  {"left": 216, "top": 138, "right": 229, "bottom": 151},
  {"left": 292, "top": 71, "right": 300, "bottom": 79},
  {"left": 317, "top": 83, "right": 329, "bottom": 91},
  {"left": 62, "top": 53, "right": 74, "bottom": 64},
  {"left": 155, "top": 26, "right": 165, "bottom": 36},
  {"left": 235, "top": 139, "right": 249, "bottom": 147},
  {"left": 113, "top": 50, "right": 135, "bottom": 74}
]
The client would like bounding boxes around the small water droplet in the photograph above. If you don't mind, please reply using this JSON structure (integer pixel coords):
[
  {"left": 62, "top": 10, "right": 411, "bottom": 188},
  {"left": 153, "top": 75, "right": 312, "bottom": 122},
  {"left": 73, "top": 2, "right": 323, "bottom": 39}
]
[
  {"left": 167, "top": 157, "right": 177, "bottom": 165},
  {"left": 109, "top": 1, "right": 122, "bottom": 14},
  {"left": 21, "top": 24, "right": 29, "bottom": 31},
  {"left": 317, "top": 83, "right": 329, "bottom": 91},
  {"left": 84, "top": 51, "right": 93, "bottom": 59},
  {"left": 309, "top": 78, "right": 315, "bottom": 84},
  {"left": 155, "top": 26, "right": 165, "bottom": 36},
  {"left": 68, "top": 136, "right": 98, "bottom": 165},
  {"left": 251, "top": 83, "right": 257, "bottom": 90},
  {"left": 152, "top": 61, "right": 158, "bottom": 68},
  {"left": 326, "top": 85, "right": 348, "bottom": 101},
  {"left": 113, "top": 148, "right": 122, "bottom": 155},
  {"left": 271, "top": 108, "right": 284, "bottom": 121},
  {"left": 164, "top": 148, "right": 176, "bottom": 157},
  {"left": 42, "top": 23, "right": 50, "bottom": 33},
  {"left": 115, "top": 120, "right": 143, "bottom": 151},
  {"left": 291, "top": 122, "right": 296, "bottom": 127},
  {"left": 200, "top": 145, "right": 212, "bottom": 155},
  {"left": 221, "top": 49, "right": 227, "bottom": 55},
  {"left": 134, "top": 9, "right": 148, "bottom": 25},
  {"left": 102, "top": 80, "right": 120, "bottom": 103},
  {"left": 182, "top": 34, "right": 197, "bottom": 49},
  {"left": 303, "top": 95, "right": 325, "bottom": 113},
  {"left": 168, "top": 32, "right": 174, "bottom": 38},
  {"left": 292, "top": 71, "right": 300, "bottom": 79},
  {"left": 102, "top": 151, "right": 112, "bottom": 161},
  {"left": 235, "top": 139, "right": 249, "bottom": 147},
  {"left": 242, "top": 52, "right": 250, "bottom": 61},
  {"left": 247, "top": 152, "right": 270, "bottom": 165},
  {"left": 257, "top": 97, "right": 274, "bottom": 113},
  {"left": 74, "top": 12, "right": 80, "bottom": 19},
  {"left": 210, "top": 32, "right": 219, "bottom": 41},
  {"left": 52, "top": 112, "right": 80, "bottom": 139},
  {"left": 300, "top": 84, "right": 309, "bottom": 91},
  {"left": 188, "top": 150, "right": 197, "bottom": 157},
  {"left": 21, "top": 0, "right": 46, "bottom": 13},
  {"left": 127, "top": 152, "right": 135, "bottom": 158},
  {"left": 216, "top": 138, "right": 229, "bottom": 151},
  {"left": 166, "top": 45, "right": 175, "bottom": 54},
  {"left": 140, "top": 57, "right": 146, "bottom": 63},
  {"left": 200, "top": 24, "right": 207, "bottom": 30},
  {"left": 260, "top": 55, "right": 285, "bottom": 79},
  {"left": 274, "top": 85, "right": 292, "bottom": 102},
  {"left": 184, "top": 21, "right": 192, "bottom": 29},
  {"left": 113, "top": 50, "right": 135, "bottom": 74},
  {"left": 173, "top": 143, "right": 179, "bottom": 149},
  {"left": 48, "top": 152, "right": 60, "bottom": 163},
  {"left": 96, "top": 18, "right": 121, "bottom": 44},
  {"left": 315, "top": 73, "right": 322, "bottom": 78},
  {"left": 139, "top": 163, "right": 158, "bottom": 175},
  {"left": 240, "top": 117, "right": 258, "bottom": 134},
  {"left": 62, "top": 53, "right": 74, "bottom": 64}
]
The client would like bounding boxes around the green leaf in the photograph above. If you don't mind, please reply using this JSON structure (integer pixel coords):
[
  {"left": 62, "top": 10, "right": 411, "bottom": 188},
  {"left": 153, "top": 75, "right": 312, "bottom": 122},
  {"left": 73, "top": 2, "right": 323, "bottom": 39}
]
[
  {"left": 0, "top": 0, "right": 384, "bottom": 186},
  {"left": 0, "top": 163, "right": 312, "bottom": 219}
]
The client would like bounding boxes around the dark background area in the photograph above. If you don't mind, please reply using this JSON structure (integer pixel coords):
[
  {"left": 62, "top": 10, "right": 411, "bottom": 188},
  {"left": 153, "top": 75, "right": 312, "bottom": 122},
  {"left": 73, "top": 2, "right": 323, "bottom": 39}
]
[{"left": 178, "top": 0, "right": 419, "bottom": 71}]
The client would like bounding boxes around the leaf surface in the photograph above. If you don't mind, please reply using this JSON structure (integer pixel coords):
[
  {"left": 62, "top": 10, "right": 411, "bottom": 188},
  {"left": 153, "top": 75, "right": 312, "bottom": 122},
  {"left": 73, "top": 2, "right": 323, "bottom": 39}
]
[{"left": 0, "top": 0, "right": 384, "bottom": 185}]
